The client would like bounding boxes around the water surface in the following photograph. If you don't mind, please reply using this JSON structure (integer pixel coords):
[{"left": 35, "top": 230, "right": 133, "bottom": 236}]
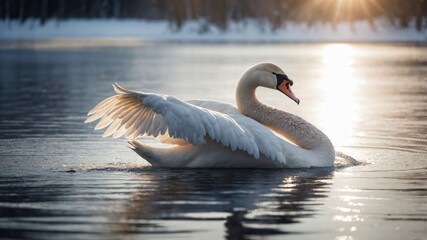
[{"left": 0, "top": 41, "right": 426, "bottom": 239}]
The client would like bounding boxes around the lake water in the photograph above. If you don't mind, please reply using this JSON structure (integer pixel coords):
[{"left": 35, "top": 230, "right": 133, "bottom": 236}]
[{"left": 0, "top": 41, "right": 426, "bottom": 239}]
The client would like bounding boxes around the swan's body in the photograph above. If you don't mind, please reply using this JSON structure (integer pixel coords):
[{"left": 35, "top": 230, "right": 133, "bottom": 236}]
[{"left": 86, "top": 63, "right": 335, "bottom": 168}]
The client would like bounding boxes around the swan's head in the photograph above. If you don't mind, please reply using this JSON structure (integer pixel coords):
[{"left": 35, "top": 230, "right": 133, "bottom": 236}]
[{"left": 243, "top": 63, "right": 300, "bottom": 105}]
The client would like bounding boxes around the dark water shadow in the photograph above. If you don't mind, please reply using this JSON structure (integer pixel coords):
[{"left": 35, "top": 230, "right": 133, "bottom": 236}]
[{"left": 111, "top": 168, "right": 334, "bottom": 239}]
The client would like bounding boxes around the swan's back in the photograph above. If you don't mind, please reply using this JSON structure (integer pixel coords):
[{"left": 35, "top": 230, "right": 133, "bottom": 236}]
[{"left": 189, "top": 100, "right": 288, "bottom": 165}]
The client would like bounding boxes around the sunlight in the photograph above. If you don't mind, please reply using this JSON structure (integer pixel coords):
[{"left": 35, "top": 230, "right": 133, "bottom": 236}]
[
  {"left": 319, "top": 44, "right": 359, "bottom": 147},
  {"left": 323, "top": 44, "right": 354, "bottom": 68}
]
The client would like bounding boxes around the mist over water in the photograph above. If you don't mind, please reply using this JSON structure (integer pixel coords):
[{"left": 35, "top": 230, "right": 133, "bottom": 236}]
[{"left": 0, "top": 41, "right": 426, "bottom": 239}]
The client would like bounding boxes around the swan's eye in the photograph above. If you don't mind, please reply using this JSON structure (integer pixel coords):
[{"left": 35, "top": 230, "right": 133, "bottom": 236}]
[{"left": 273, "top": 72, "right": 293, "bottom": 90}]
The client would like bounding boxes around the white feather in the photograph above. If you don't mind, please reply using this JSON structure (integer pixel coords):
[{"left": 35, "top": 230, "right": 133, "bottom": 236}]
[{"left": 86, "top": 83, "right": 288, "bottom": 164}]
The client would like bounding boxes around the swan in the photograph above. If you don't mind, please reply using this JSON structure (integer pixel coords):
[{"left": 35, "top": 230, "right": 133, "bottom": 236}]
[{"left": 85, "top": 63, "right": 335, "bottom": 168}]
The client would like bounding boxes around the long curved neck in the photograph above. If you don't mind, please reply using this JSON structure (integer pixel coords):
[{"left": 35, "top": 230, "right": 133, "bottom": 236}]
[{"left": 236, "top": 80, "right": 333, "bottom": 151}]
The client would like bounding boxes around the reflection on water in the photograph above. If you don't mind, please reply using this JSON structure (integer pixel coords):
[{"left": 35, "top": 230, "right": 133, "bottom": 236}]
[
  {"left": 320, "top": 44, "right": 359, "bottom": 146},
  {"left": 0, "top": 169, "right": 333, "bottom": 239},
  {"left": 120, "top": 169, "right": 332, "bottom": 238},
  {"left": 330, "top": 167, "right": 427, "bottom": 240},
  {"left": 0, "top": 41, "right": 426, "bottom": 239}
]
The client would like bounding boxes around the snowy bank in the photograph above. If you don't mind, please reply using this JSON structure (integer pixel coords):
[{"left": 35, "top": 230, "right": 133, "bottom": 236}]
[{"left": 0, "top": 19, "right": 426, "bottom": 42}]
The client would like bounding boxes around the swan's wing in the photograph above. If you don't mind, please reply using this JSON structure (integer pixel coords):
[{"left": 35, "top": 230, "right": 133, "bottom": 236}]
[
  {"left": 233, "top": 114, "right": 287, "bottom": 166},
  {"left": 187, "top": 100, "right": 241, "bottom": 115},
  {"left": 189, "top": 100, "right": 287, "bottom": 164},
  {"left": 85, "top": 83, "right": 263, "bottom": 160}
]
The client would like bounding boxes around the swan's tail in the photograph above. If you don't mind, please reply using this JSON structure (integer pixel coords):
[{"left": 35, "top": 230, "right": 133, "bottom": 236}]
[
  {"left": 128, "top": 140, "right": 164, "bottom": 167},
  {"left": 128, "top": 140, "right": 195, "bottom": 167}
]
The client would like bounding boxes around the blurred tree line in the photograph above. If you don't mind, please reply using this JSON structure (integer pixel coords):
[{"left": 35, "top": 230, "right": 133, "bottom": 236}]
[{"left": 1, "top": 0, "right": 426, "bottom": 31}]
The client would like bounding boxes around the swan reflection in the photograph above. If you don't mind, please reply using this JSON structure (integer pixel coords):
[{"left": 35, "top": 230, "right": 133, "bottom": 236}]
[{"left": 112, "top": 169, "right": 333, "bottom": 239}]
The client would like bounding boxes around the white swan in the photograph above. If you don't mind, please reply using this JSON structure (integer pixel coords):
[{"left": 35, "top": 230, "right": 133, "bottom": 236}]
[{"left": 85, "top": 63, "right": 335, "bottom": 168}]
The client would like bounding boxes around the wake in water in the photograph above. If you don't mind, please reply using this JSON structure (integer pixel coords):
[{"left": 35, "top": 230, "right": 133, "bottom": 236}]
[
  {"left": 63, "top": 152, "right": 362, "bottom": 172},
  {"left": 334, "top": 151, "right": 364, "bottom": 169},
  {"left": 64, "top": 162, "right": 149, "bottom": 172}
]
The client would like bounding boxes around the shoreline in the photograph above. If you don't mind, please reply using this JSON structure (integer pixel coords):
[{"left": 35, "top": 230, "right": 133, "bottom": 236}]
[{"left": 1, "top": 19, "right": 426, "bottom": 43}]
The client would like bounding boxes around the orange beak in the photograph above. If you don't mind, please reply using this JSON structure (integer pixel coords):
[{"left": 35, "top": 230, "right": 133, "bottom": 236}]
[{"left": 278, "top": 81, "right": 300, "bottom": 105}]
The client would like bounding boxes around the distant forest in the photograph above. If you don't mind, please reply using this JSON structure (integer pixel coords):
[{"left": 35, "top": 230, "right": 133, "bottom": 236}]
[{"left": 1, "top": 0, "right": 426, "bottom": 31}]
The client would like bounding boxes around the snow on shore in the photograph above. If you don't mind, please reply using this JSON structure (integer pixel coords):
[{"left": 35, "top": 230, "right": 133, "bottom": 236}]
[{"left": 0, "top": 19, "right": 426, "bottom": 42}]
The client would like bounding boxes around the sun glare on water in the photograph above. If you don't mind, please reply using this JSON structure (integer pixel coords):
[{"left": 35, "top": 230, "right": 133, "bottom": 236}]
[{"left": 320, "top": 44, "right": 359, "bottom": 147}]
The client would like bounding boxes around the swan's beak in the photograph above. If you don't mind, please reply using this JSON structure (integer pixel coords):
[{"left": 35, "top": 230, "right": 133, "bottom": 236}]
[{"left": 278, "top": 81, "right": 300, "bottom": 105}]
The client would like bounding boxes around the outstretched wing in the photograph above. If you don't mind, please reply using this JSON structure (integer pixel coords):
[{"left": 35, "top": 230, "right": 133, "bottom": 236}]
[{"left": 86, "top": 83, "right": 264, "bottom": 159}]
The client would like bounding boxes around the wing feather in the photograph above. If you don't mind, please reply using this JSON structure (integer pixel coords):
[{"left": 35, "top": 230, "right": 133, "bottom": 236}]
[
  {"left": 103, "top": 118, "right": 122, "bottom": 137},
  {"left": 87, "top": 96, "right": 116, "bottom": 116},
  {"left": 94, "top": 116, "right": 114, "bottom": 130},
  {"left": 113, "top": 125, "right": 127, "bottom": 139},
  {"left": 86, "top": 83, "right": 287, "bottom": 164}
]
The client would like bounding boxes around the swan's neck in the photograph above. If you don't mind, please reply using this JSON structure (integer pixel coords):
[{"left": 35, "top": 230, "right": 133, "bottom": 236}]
[{"left": 236, "top": 80, "right": 333, "bottom": 151}]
